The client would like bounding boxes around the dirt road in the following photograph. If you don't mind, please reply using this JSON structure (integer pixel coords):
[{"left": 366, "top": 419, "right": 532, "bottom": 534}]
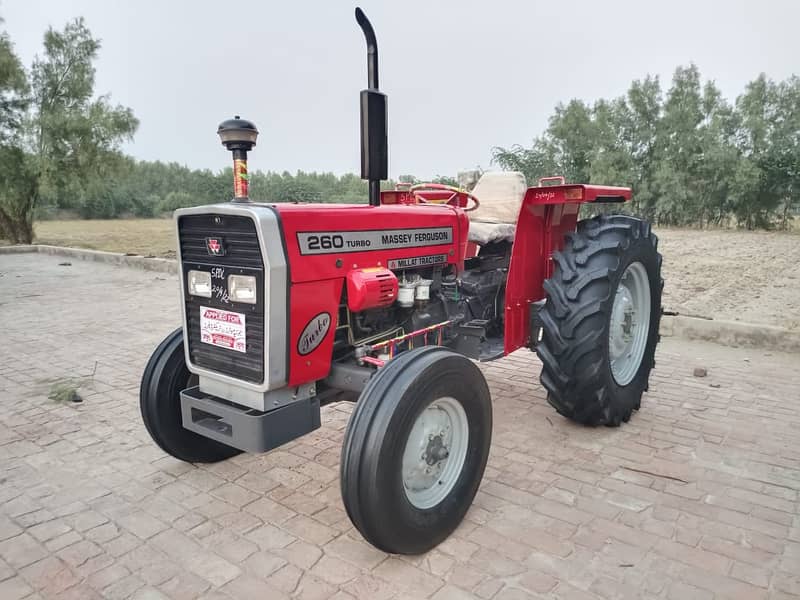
[{"left": 657, "top": 228, "right": 800, "bottom": 330}]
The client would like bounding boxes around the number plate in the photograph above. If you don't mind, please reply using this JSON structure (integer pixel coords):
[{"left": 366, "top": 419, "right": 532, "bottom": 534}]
[{"left": 199, "top": 306, "right": 246, "bottom": 353}]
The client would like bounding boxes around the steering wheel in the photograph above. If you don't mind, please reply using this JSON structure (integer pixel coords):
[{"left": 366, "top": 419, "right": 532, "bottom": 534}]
[{"left": 409, "top": 183, "right": 480, "bottom": 212}]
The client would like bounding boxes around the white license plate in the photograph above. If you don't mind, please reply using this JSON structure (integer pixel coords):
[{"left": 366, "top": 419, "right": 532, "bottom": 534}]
[{"left": 199, "top": 306, "right": 246, "bottom": 353}]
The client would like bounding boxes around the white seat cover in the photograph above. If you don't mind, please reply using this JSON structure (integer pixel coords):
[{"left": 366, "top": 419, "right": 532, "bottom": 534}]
[
  {"left": 467, "top": 171, "right": 527, "bottom": 244},
  {"left": 467, "top": 221, "right": 516, "bottom": 245}
]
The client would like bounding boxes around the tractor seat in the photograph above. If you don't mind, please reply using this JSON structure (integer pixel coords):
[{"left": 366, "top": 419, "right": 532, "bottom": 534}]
[{"left": 466, "top": 171, "right": 527, "bottom": 245}]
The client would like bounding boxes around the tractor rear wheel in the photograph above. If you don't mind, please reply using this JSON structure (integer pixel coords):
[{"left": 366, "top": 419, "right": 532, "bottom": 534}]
[
  {"left": 340, "top": 346, "right": 492, "bottom": 554},
  {"left": 537, "top": 214, "right": 663, "bottom": 426},
  {"left": 140, "top": 328, "right": 241, "bottom": 463}
]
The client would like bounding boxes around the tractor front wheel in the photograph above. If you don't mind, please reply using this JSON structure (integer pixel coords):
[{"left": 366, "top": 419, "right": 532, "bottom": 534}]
[
  {"left": 340, "top": 347, "right": 492, "bottom": 554},
  {"left": 537, "top": 214, "right": 663, "bottom": 426},
  {"left": 140, "top": 328, "right": 241, "bottom": 463}
]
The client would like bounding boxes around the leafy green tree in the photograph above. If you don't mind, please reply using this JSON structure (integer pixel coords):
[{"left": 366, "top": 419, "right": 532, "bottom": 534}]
[
  {"left": 0, "top": 18, "right": 137, "bottom": 242},
  {"left": 493, "top": 63, "right": 797, "bottom": 230},
  {"left": 694, "top": 82, "right": 740, "bottom": 226},
  {"left": 588, "top": 99, "right": 634, "bottom": 189},
  {"left": 0, "top": 18, "right": 26, "bottom": 139},
  {"left": 158, "top": 190, "right": 196, "bottom": 213},
  {"left": 650, "top": 65, "right": 705, "bottom": 224},
  {"left": 0, "top": 16, "right": 30, "bottom": 240},
  {"left": 492, "top": 138, "right": 557, "bottom": 184},
  {"left": 773, "top": 77, "right": 800, "bottom": 228},
  {"left": 735, "top": 75, "right": 800, "bottom": 229},
  {"left": 622, "top": 76, "right": 663, "bottom": 217},
  {"left": 545, "top": 99, "right": 597, "bottom": 183},
  {"left": 432, "top": 175, "right": 459, "bottom": 187}
]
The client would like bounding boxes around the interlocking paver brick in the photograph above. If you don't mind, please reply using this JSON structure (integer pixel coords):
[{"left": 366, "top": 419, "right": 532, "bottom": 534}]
[
  {"left": 2, "top": 252, "right": 800, "bottom": 599},
  {"left": 373, "top": 557, "right": 445, "bottom": 596},
  {"left": 265, "top": 562, "right": 303, "bottom": 593},
  {"left": 431, "top": 584, "right": 479, "bottom": 600},
  {"left": 28, "top": 521, "right": 70, "bottom": 542},
  {"left": 208, "top": 483, "right": 260, "bottom": 508},
  {"left": 116, "top": 511, "right": 168, "bottom": 540},
  {"left": 158, "top": 572, "right": 210, "bottom": 600},
  {"left": 0, "top": 514, "right": 22, "bottom": 540},
  {"left": 19, "top": 556, "right": 82, "bottom": 595},
  {"left": 86, "top": 563, "right": 131, "bottom": 590},
  {"left": 324, "top": 534, "right": 385, "bottom": 570},
  {"left": 309, "top": 554, "right": 363, "bottom": 586},
  {"left": 244, "top": 523, "right": 296, "bottom": 550},
  {"left": 493, "top": 586, "right": 538, "bottom": 600},
  {"left": 0, "top": 575, "right": 34, "bottom": 600},
  {"left": 0, "top": 533, "right": 49, "bottom": 569},
  {"left": 150, "top": 529, "right": 240, "bottom": 587},
  {"left": 281, "top": 514, "right": 337, "bottom": 546},
  {"left": 220, "top": 573, "right": 287, "bottom": 600},
  {"left": 102, "top": 574, "right": 146, "bottom": 600},
  {"left": 131, "top": 587, "right": 171, "bottom": 600},
  {"left": 56, "top": 539, "right": 103, "bottom": 568},
  {"left": 292, "top": 571, "right": 338, "bottom": 600}
]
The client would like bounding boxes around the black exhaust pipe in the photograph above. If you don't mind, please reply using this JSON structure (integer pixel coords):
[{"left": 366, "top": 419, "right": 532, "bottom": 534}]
[{"left": 355, "top": 8, "right": 387, "bottom": 207}]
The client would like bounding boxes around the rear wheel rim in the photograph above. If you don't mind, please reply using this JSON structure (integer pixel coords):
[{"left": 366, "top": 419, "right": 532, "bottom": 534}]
[
  {"left": 609, "top": 261, "right": 651, "bottom": 386},
  {"left": 401, "top": 396, "right": 469, "bottom": 510}
]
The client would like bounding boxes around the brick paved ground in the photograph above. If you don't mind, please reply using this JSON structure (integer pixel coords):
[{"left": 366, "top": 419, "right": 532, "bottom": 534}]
[{"left": 1, "top": 252, "right": 799, "bottom": 600}]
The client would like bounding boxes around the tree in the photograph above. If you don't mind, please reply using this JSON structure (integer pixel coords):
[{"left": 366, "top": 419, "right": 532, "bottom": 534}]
[
  {"left": 694, "top": 81, "right": 740, "bottom": 226},
  {"left": 493, "top": 99, "right": 598, "bottom": 185},
  {"left": 650, "top": 65, "right": 705, "bottom": 224},
  {"left": 0, "top": 17, "right": 137, "bottom": 242},
  {"left": 545, "top": 99, "right": 598, "bottom": 183},
  {"left": 0, "top": 18, "right": 26, "bottom": 136},
  {"left": 588, "top": 98, "right": 634, "bottom": 189},
  {"left": 491, "top": 138, "right": 557, "bottom": 184},
  {"left": 622, "top": 76, "right": 662, "bottom": 217},
  {"left": 773, "top": 77, "right": 800, "bottom": 228},
  {"left": 492, "top": 63, "right": 797, "bottom": 230},
  {"left": 736, "top": 75, "right": 800, "bottom": 229},
  {"left": 0, "top": 16, "right": 30, "bottom": 240}
]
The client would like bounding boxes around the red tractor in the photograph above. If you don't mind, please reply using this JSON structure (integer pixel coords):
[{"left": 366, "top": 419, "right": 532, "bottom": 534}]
[{"left": 140, "top": 8, "right": 663, "bottom": 555}]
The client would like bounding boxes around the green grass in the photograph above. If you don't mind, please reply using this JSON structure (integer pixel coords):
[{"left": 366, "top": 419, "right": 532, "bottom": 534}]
[
  {"left": 28, "top": 216, "right": 797, "bottom": 258},
  {"left": 33, "top": 218, "right": 176, "bottom": 257},
  {"left": 47, "top": 380, "right": 83, "bottom": 403}
]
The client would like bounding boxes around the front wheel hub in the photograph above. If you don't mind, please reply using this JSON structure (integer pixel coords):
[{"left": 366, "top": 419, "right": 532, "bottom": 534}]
[
  {"left": 402, "top": 397, "right": 469, "bottom": 509},
  {"left": 425, "top": 435, "right": 450, "bottom": 464}
]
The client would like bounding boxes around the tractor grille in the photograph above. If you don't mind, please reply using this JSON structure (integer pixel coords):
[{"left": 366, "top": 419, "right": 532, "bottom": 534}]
[
  {"left": 178, "top": 214, "right": 265, "bottom": 383},
  {"left": 178, "top": 214, "right": 263, "bottom": 268}
]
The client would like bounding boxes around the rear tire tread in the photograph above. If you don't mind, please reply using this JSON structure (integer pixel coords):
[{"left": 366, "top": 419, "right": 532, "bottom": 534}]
[{"left": 537, "top": 214, "right": 663, "bottom": 426}]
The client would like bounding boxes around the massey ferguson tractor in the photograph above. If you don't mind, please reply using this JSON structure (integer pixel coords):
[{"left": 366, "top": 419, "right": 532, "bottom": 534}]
[{"left": 140, "top": 8, "right": 663, "bottom": 554}]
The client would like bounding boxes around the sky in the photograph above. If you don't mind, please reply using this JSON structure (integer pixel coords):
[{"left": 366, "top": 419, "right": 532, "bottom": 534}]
[{"left": 2, "top": 0, "right": 799, "bottom": 180}]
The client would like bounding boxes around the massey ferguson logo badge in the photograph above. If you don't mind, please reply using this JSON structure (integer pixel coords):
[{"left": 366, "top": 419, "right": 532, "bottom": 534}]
[{"left": 205, "top": 237, "right": 225, "bottom": 256}]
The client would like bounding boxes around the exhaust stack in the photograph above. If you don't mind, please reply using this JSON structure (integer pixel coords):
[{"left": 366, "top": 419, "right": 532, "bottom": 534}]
[
  {"left": 218, "top": 116, "right": 259, "bottom": 203},
  {"left": 355, "top": 8, "right": 388, "bottom": 207}
]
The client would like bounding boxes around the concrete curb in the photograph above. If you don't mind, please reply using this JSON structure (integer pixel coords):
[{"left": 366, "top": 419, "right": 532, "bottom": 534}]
[
  {"left": 660, "top": 315, "right": 800, "bottom": 354},
  {"left": 0, "top": 244, "right": 40, "bottom": 255},
  {"left": 0, "top": 244, "right": 177, "bottom": 274},
  {"left": 4, "top": 244, "right": 798, "bottom": 353}
]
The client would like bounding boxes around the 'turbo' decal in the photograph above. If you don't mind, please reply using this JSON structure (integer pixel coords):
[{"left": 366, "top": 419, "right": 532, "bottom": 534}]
[{"left": 298, "top": 312, "right": 331, "bottom": 355}]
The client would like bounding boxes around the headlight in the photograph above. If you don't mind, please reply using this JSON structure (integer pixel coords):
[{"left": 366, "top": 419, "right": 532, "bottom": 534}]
[
  {"left": 228, "top": 274, "right": 257, "bottom": 304},
  {"left": 187, "top": 270, "right": 212, "bottom": 297}
]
